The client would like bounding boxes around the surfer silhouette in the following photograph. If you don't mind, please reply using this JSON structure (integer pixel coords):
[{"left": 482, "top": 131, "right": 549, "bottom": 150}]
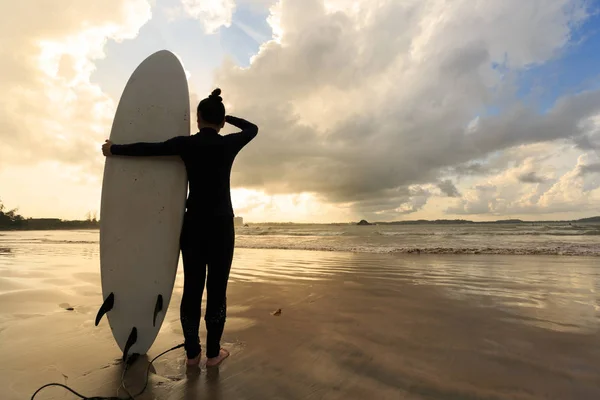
[{"left": 102, "top": 88, "right": 258, "bottom": 367}]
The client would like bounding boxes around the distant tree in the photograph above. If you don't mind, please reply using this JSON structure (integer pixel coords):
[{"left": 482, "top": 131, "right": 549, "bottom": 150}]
[
  {"left": 84, "top": 211, "right": 99, "bottom": 224},
  {"left": 0, "top": 199, "right": 24, "bottom": 227}
]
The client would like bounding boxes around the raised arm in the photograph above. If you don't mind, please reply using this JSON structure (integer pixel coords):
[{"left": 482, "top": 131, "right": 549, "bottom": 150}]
[
  {"left": 224, "top": 115, "right": 258, "bottom": 152},
  {"left": 107, "top": 136, "right": 188, "bottom": 157}
]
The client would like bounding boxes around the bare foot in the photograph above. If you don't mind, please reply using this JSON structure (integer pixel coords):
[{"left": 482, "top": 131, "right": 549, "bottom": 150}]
[
  {"left": 205, "top": 348, "right": 229, "bottom": 367},
  {"left": 186, "top": 354, "right": 201, "bottom": 367}
]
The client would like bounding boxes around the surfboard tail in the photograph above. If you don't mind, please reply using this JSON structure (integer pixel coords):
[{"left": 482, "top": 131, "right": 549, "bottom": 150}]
[
  {"left": 95, "top": 292, "right": 114, "bottom": 326},
  {"left": 123, "top": 327, "right": 138, "bottom": 362},
  {"left": 153, "top": 294, "right": 163, "bottom": 327}
]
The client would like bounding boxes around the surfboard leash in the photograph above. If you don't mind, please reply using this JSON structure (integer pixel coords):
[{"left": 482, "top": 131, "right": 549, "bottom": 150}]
[{"left": 29, "top": 343, "right": 185, "bottom": 400}]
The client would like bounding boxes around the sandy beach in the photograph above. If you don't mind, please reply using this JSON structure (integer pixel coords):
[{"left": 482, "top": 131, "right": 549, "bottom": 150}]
[{"left": 1, "top": 231, "right": 600, "bottom": 399}]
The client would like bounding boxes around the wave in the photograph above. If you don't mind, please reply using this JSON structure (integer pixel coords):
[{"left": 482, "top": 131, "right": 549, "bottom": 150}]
[
  {"left": 235, "top": 243, "right": 600, "bottom": 256},
  {"left": 375, "top": 230, "right": 600, "bottom": 237},
  {"left": 239, "top": 229, "right": 600, "bottom": 237},
  {"left": 238, "top": 230, "right": 347, "bottom": 237},
  {"left": 45, "top": 240, "right": 99, "bottom": 244},
  {"left": 28, "top": 239, "right": 98, "bottom": 245}
]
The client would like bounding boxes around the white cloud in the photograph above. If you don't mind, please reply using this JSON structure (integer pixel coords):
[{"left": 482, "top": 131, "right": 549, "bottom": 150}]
[
  {"left": 213, "top": 0, "right": 598, "bottom": 218},
  {"left": 0, "top": 0, "right": 151, "bottom": 217},
  {"left": 0, "top": 0, "right": 152, "bottom": 170},
  {"left": 181, "top": 0, "right": 237, "bottom": 34},
  {"left": 447, "top": 142, "right": 600, "bottom": 217},
  {"left": 537, "top": 153, "right": 600, "bottom": 212},
  {"left": 238, "top": 0, "right": 278, "bottom": 8}
]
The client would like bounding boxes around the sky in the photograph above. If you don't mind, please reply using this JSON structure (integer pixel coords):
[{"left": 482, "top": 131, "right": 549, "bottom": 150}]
[{"left": 1, "top": 0, "right": 600, "bottom": 223}]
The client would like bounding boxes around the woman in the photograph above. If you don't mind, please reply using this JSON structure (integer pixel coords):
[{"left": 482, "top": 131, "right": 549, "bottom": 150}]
[{"left": 102, "top": 88, "right": 258, "bottom": 367}]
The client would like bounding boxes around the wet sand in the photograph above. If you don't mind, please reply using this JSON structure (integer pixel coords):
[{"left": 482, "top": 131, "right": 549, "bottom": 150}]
[{"left": 1, "top": 245, "right": 600, "bottom": 399}]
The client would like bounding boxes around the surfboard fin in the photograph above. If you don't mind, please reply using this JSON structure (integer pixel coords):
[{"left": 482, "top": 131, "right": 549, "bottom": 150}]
[
  {"left": 95, "top": 292, "right": 114, "bottom": 326},
  {"left": 153, "top": 294, "right": 163, "bottom": 327},
  {"left": 123, "top": 327, "right": 138, "bottom": 362}
]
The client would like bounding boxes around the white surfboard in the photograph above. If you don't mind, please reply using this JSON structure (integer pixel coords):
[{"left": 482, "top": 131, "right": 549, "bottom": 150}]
[{"left": 97, "top": 50, "right": 189, "bottom": 360}]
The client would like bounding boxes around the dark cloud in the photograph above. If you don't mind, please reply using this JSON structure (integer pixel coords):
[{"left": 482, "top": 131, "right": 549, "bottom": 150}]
[
  {"left": 518, "top": 171, "right": 548, "bottom": 183},
  {"left": 437, "top": 180, "right": 461, "bottom": 197},
  {"left": 573, "top": 134, "right": 599, "bottom": 150},
  {"left": 578, "top": 163, "right": 600, "bottom": 176},
  {"left": 449, "top": 162, "right": 493, "bottom": 176}
]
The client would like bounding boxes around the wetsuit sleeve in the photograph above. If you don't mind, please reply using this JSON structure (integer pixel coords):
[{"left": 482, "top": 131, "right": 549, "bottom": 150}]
[
  {"left": 110, "top": 136, "right": 188, "bottom": 157},
  {"left": 224, "top": 115, "right": 258, "bottom": 152}
]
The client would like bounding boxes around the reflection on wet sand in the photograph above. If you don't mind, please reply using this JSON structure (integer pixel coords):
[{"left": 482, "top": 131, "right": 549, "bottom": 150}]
[{"left": 0, "top": 231, "right": 599, "bottom": 399}]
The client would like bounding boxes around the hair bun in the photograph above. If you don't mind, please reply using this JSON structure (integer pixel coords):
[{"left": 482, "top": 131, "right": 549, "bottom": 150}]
[{"left": 209, "top": 88, "right": 223, "bottom": 102}]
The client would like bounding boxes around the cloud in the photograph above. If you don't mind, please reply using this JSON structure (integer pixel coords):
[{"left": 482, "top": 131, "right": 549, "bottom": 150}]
[
  {"left": 536, "top": 154, "right": 600, "bottom": 213},
  {"left": 578, "top": 163, "right": 600, "bottom": 176},
  {"left": 437, "top": 180, "right": 461, "bottom": 197},
  {"left": 237, "top": 0, "right": 278, "bottom": 12},
  {"left": 214, "top": 0, "right": 597, "bottom": 217},
  {"left": 181, "top": 0, "right": 237, "bottom": 33},
  {"left": 573, "top": 113, "right": 600, "bottom": 150},
  {"left": 450, "top": 162, "right": 493, "bottom": 176},
  {"left": 446, "top": 145, "right": 600, "bottom": 216},
  {"left": 2, "top": 0, "right": 598, "bottom": 221},
  {"left": 0, "top": 0, "right": 152, "bottom": 173},
  {"left": 447, "top": 184, "right": 501, "bottom": 215},
  {"left": 518, "top": 172, "right": 548, "bottom": 183}
]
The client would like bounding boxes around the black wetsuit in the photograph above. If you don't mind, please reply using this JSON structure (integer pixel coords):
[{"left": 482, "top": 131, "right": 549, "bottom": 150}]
[{"left": 111, "top": 116, "right": 258, "bottom": 359}]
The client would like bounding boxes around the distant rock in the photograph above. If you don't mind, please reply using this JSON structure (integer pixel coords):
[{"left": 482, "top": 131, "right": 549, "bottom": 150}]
[
  {"left": 357, "top": 219, "right": 372, "bottom": 226},
  {"left": 578, "top": 216, "right": 600, "bottom": 223},
  {"left": 494, "top": 219, "right": 524, "bottom": 224}
]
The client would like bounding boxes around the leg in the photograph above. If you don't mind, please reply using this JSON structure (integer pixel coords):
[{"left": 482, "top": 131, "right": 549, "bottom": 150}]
[
  {"left": 205, "top": 217, "right": 235, "bottom": 363},
  {"left": 179, "top": 215, "right": 207, "bottom": 361}
]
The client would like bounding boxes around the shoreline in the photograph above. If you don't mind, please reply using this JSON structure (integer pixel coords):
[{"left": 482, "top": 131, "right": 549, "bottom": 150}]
[
  {"left": 1, "top": 228, "right": 599, "bottom": 257},
  {"left": 235, "top": 245, "right": 600, "bottom": 257},
  {"left": 0, "top": 223, "right": 99, "bottom": 231}
]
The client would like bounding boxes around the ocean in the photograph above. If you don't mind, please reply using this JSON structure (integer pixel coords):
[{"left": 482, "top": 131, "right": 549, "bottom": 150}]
[
  {"left": 1, "top": 221, "right": 599, "bottom": 258},
  {"left": 235, "top": 222, "right": 600, "bottom": 256}
]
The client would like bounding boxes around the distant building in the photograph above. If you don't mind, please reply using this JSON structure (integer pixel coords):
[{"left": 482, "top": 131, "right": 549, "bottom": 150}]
[{"left": 234, "top": 217, "right": 243, "bottom": 226}]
